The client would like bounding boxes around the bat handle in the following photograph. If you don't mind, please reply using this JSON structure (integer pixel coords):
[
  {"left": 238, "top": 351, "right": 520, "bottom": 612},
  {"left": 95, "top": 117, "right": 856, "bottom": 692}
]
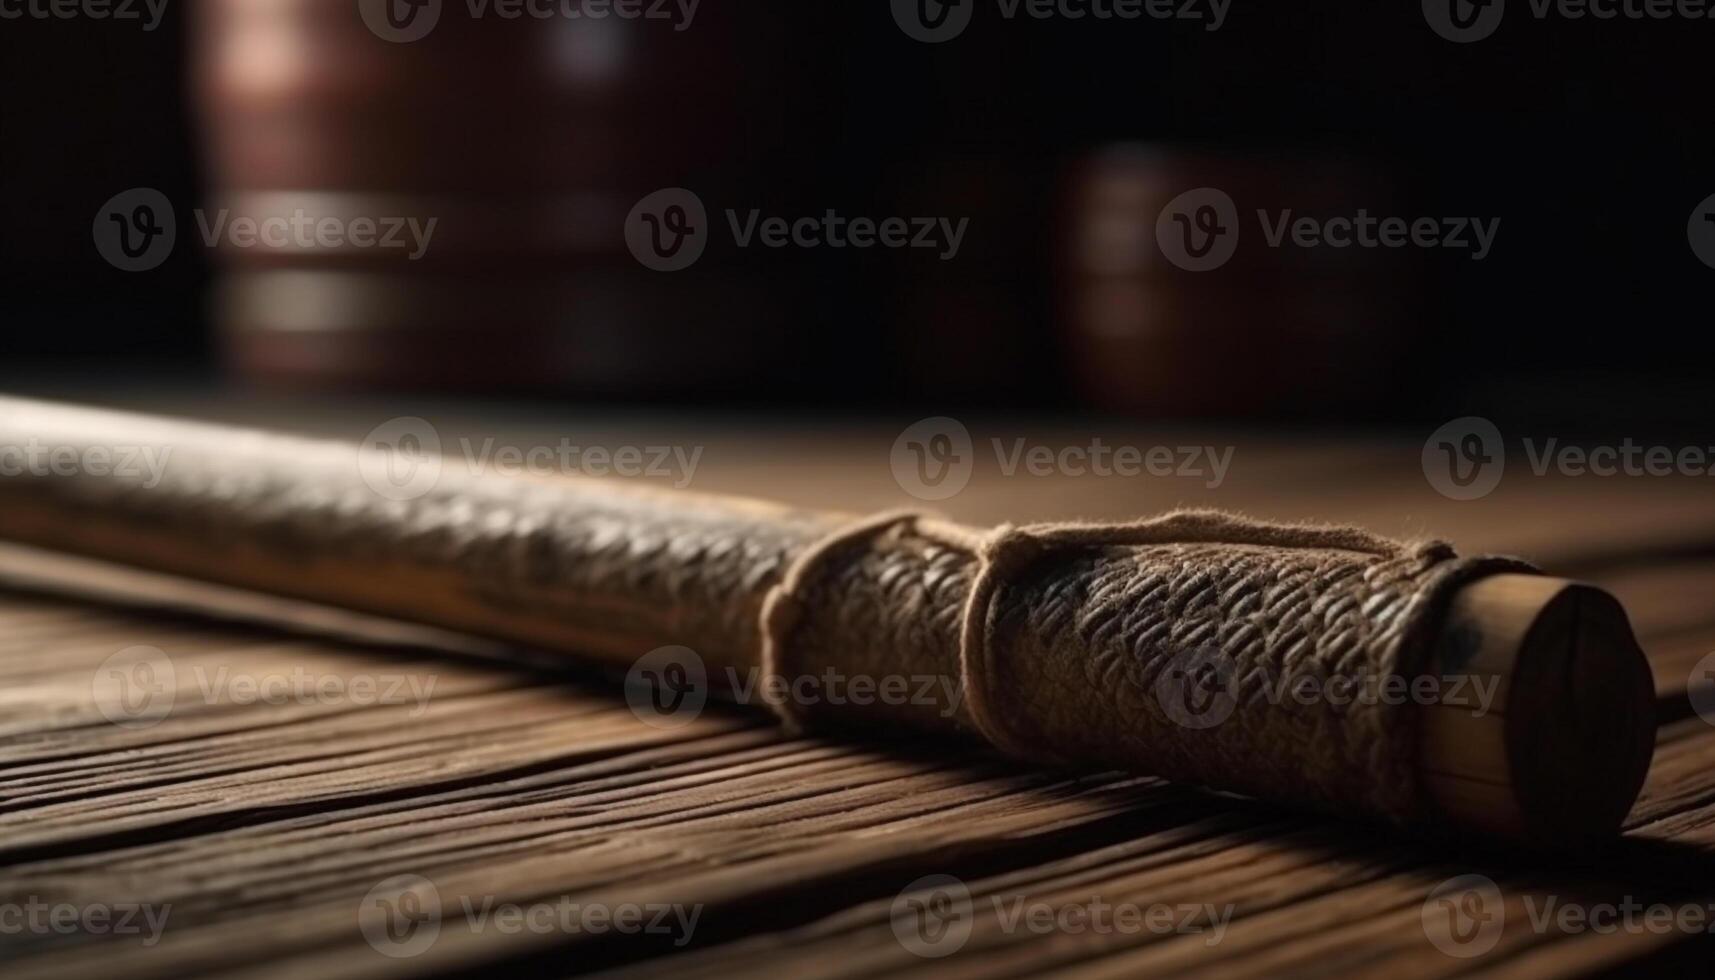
[{"left": 1419, "top": 574, "right": 1656, "bottom": 844}]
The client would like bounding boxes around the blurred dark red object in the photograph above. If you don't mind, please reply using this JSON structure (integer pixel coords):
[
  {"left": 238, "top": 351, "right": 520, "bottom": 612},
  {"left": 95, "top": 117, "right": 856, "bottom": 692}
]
[
  {"left": 192, "top": 0, "right": 782, "bottom": 392},
  {"left": 1063, "top": 146, "right": 1419, "bottom": 418}
]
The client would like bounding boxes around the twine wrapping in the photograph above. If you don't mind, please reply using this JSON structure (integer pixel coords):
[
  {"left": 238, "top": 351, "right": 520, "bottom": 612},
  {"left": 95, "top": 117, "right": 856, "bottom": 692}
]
[{"left": 762, "top": 508, "right": 1532, "bottom": 823}]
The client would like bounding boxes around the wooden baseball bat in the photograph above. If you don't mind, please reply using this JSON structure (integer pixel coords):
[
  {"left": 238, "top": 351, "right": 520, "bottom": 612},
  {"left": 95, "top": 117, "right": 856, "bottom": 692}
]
[{"left": 0, "top": 397, "right": 1656, "bottom": 844}]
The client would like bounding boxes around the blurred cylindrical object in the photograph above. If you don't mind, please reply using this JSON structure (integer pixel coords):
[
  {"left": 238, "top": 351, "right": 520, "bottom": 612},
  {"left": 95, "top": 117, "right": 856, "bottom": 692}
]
[
  {"left": 1063, "top": 146, "right": 1418, "bottom": 417},
  {"left": 192, "top": 0, "right": 781, "bottom": 392},
  {"left": 890, "top": 155, "right": 1056, "bottom": 404}
]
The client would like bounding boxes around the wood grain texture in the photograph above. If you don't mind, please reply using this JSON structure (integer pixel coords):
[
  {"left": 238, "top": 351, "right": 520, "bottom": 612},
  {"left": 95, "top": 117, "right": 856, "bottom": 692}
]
[
  {"left": 3, "top": 405, "right": 1715, "bottom": 978},
  {"left": 2, "top": 551, "right": 1714, "bottom": 978}
]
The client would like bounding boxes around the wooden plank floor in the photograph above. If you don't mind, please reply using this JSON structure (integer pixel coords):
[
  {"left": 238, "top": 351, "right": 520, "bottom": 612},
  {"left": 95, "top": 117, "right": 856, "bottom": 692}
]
[{"left": 3, "top": 403, "right": 1714, "bottom": 978}]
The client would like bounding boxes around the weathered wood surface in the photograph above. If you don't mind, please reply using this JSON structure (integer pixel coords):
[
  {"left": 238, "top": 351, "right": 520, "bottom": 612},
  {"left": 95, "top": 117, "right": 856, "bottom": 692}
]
[{"left": 2, "top": 401, "right": 1713, "bottom": 978}]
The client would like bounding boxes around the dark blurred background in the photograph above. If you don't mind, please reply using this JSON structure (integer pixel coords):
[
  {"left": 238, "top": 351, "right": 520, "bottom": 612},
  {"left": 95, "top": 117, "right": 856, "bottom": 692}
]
[{"left": 1, "top": 0, "right": 1709, "bottom": 429}]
